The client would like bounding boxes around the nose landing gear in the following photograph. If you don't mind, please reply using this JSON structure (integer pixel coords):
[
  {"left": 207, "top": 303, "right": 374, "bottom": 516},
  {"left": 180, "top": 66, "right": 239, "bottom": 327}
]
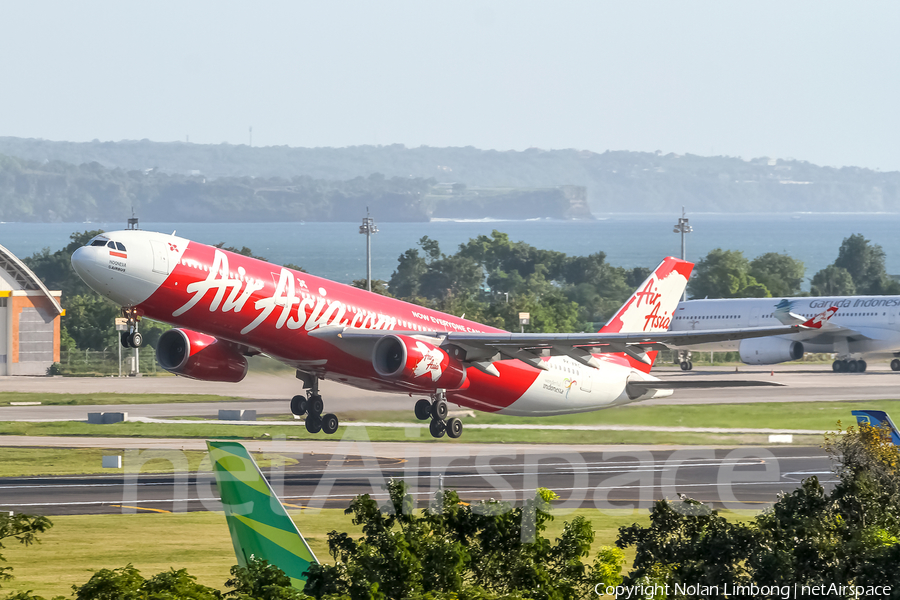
[
  {"left": 291, "top": 371, "right": 339, "bottom": 435},
  {"left": 120, "top": 308, "right": 144, "bottom": 348},
  {"left": 416, "top": 391, "right": 462, "bottom": 439}
]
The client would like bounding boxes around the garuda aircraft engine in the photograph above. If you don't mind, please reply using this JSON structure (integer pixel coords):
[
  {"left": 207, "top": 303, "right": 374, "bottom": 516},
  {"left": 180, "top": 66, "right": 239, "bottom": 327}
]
[
  {"left": 372, "top": 334, "right": 467, "bottom": 390},
  {"left": 156, "top": 328, "right": 249, "bottom": 382},
  {"left": 738, "top": 337, "right": 804, "bottom": 365}
]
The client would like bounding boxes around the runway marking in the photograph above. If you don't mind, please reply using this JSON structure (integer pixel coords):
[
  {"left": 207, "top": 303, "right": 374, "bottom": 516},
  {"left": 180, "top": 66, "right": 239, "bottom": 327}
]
[{"left": 110, "top": 504, "right": 171, "bottom": 513}]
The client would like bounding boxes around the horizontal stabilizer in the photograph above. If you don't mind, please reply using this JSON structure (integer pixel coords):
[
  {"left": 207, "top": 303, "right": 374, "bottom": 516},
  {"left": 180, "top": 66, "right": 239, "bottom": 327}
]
[{"left": 628, "top": 379, "right": 786, "bottom": 390}]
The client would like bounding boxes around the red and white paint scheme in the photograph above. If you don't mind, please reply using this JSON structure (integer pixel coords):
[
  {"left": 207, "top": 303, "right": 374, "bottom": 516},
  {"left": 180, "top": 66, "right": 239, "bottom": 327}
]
[{"left": 72, "top": 230, "right": 832, "bottom": 438}]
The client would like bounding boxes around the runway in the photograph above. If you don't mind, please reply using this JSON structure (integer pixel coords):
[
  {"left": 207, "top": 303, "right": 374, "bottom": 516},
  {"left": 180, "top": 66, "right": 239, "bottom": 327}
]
[
  {"left": 0, "top": 445, "right": 833, "bottom": 516},
  {"left": 1, "top": 364, "right": 898, "bottom": 422}
]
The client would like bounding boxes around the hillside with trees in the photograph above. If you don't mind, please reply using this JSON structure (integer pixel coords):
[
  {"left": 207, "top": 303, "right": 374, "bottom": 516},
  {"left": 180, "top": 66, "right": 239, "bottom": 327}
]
[
  {"left": 0, "top": 154, "right": 589, "bottom": 223},
  {"left": 2, "top": 136, "right": 900, "bottom": 215}
]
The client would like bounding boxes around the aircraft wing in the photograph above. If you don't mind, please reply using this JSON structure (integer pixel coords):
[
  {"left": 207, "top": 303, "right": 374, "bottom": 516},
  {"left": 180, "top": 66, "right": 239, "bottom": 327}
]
[{"left": 314, "top": 308, "right": 836, "bottom": 374}]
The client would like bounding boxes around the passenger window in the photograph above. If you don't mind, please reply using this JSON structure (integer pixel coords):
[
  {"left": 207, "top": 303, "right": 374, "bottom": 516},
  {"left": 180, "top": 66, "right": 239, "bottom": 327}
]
[
  {"left": 116, "top": 242, "right": 126, "bottom": 251},
  {"left": 91, "top": 240, "right": 107, "bottom": 247}
]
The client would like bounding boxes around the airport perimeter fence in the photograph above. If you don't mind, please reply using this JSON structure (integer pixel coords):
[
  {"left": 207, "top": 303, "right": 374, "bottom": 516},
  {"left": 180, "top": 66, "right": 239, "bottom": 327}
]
[{"left": 57, "top": 348, "right": 159, "bottom": 377}]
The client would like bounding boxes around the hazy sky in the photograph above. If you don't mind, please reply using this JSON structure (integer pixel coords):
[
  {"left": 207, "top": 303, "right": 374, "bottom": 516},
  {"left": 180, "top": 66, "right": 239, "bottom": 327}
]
[{"left": 2, "top": 2, "right": 899, "bottom": 170}]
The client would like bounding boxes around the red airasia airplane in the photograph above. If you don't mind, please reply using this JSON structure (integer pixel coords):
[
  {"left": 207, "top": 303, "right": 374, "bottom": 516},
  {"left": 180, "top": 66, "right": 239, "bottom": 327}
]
[{"left": 71, "top": 230, "right": 831, "bottom": 439}]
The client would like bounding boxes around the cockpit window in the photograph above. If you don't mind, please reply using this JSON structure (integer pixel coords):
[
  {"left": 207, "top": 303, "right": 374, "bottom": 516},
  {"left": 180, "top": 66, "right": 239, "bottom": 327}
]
[
  {"left": 115, "top": 242, "right": 126, "bottom": 251},
  {"left": 107, "top": 241, "right": 116, "bottom": 249},
  {"left": 90, "top": 240, "right": 107, "bottom": 247}
]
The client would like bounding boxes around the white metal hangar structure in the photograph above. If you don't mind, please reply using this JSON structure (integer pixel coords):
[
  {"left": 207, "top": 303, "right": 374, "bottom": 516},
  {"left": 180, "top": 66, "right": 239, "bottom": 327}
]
[{"left": 0, "top": 243, "right": 62, "bottom": 375}]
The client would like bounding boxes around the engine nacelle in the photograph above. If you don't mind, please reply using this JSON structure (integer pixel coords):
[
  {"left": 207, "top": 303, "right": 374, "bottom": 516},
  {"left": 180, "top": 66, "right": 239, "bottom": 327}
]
[
  {"left": 739, "top": 338, "right": 804, "bottom": 365},
  {"left": 156, "top": 328, "right": 248, "bottom": 383},
  {"left": 372, "top": 334, "right": 467, "bottom": 390}
]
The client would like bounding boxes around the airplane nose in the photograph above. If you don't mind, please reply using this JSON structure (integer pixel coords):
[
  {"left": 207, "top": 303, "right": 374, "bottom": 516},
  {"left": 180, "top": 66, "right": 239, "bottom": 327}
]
[{"left": 71, "top": 246, "right": 105, "bottom": 291}]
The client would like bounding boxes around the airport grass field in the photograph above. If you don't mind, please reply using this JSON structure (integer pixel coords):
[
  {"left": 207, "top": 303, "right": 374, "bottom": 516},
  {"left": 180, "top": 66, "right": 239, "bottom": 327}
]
[
  {"left": 2, "top": 393, "right": 899, "bottom": 453},
  {"left": 0, "top": 507, "right": 760, "bottom": 598}
]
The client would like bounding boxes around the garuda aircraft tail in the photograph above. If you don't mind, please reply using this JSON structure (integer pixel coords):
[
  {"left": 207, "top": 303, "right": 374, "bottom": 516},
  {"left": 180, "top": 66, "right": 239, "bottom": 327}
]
[
  {"left": 207, "top": 441, "right": 317, "bottom": 590},
  {"left": 852, "top": 410, "right": 900, "bottom": 446}
]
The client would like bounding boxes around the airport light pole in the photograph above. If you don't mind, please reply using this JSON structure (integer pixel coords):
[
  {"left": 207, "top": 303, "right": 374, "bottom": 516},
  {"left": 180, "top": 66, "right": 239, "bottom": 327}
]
[
  {"left": 673, "top": 207, "right": 692, "bottom": 301},
  {"left": 359, "top": 210, "right": 378, "bottom": 292}
]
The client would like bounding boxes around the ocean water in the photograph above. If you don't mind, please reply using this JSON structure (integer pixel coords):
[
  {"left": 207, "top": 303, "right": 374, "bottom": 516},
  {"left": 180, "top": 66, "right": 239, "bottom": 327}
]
[{"left": 3, "top": 213, "right": 900, "bottom": 289}]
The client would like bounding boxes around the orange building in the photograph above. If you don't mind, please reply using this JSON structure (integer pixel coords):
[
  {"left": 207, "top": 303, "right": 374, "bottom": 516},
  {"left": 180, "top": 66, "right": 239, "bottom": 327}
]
[{"left": 0, "top": 244, "right": 63, "bottom": 375}]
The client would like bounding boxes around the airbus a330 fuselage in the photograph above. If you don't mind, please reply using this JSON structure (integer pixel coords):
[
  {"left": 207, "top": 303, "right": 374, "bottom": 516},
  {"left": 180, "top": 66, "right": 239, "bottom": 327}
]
[{"left": 71, "top": 229, "right": 820, "bottom": 438}]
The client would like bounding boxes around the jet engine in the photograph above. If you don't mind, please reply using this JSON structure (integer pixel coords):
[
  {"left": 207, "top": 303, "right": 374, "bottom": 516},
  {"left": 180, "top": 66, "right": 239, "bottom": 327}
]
[
  {"left": 156, "top": 328, "right": 248, "bottom": 383},
  {"left": 738, "top": 337, "right": 804, "bottom": 365},
  {"left": 372, "top": 334, "right": 467, "bottom": 390}
]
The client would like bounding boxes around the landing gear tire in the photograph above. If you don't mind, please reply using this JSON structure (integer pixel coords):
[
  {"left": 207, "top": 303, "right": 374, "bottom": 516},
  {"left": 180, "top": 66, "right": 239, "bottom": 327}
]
[
  {"left": 130, "top": 332, "right": 143, "bottom": 348},
  {"left": 431, "top": 399, "right": 449, "bottom": 420},
  {"left": 308, "top": 395, "right": 324, "bottom": 416},
  {"left": 446, "top": 417, "right": 463, "bottom": 439},
  {"left": 858, "top": 360, "right": 867, "bottom": 373},
  {"left": 680, "top": 361, "right": 689, "bottom": 371},
  {"left": 321, "top": 413, "right": 339, "bottom": 435},
  {"left": 848, "top": 360, "right": 859, "bottom": 373},
  {"left": 414, "top": 399, "right": 432, "bottom": 421},
  {"left": 121, "top": 332, "right": 132, "bottom": 348},
  {"left": 892, "top": 359, "right": 900, "bottom": 372},
  {"left": 290, "top": 395, "right": 307, "bottom": 416},
  {"left": 429, "top": 419, "right": 446, "bottom": 438},
  {"left": 305, "top": 414, "right": 322, "bottom": 434},
  {"left": 833, "top": 360, "right": 845, "bottom": 372}
]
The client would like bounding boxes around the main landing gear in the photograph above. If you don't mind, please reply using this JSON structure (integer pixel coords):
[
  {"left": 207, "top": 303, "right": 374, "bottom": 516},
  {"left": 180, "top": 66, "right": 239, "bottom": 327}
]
[
  {"left": 415, "top": 391, "right": 463, "bottom": 439},
  {"left": 290, "top": 374, "right": 339, "bottom": 435},
  {"left": 677, "top": 350, "right": 693, "bottom": 371},
  {"left": 120, "top": 307, "right": 144, "bottom": 348},
  {"left": 832, "top": 359, "right": 867, "bottom": 373}
]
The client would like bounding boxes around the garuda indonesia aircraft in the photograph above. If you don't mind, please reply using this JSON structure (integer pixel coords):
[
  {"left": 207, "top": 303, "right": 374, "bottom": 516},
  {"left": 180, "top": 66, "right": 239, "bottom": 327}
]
[
  {"left": 71, "top": 230, "right": 831, "bottom": 438},
  {"left": 669, "top": 296, "right": 893, "bottom": 373}
]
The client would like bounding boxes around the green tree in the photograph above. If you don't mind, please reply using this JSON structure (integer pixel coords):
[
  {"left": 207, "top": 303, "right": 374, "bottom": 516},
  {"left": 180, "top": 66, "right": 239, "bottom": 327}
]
[
  {"left": 0, "top": 513, "right": 52, "bottom": 587},
  {"left": 688, "top": 249, "right": 770, "bottom": 299},
  {"left": 749, "top": 252, "right": 805, "bottom": 297},
  {"left": 73, "top": 564, "right": 223, "bottom": 600},
  {"left": 832, "top": 234, "right": 900, "bottom": 294},
  {"left": 615, "top": 420, "right": 900, "bottom": 595},
  {"left": 350, "top": 279, "right": 392, "bottom": 297},
  {"left": 304, "top": 481, "right": 621, "bottom": 600},
  {"left": 225, "top": 558, "right": 307, "bottom": 600},
  {"left": 810, "top": 265, "right": 857, "bottom": 296}
]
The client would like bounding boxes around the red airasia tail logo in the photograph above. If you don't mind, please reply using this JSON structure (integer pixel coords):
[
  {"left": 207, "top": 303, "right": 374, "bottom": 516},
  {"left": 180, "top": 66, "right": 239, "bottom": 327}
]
[{"left": 633, "top": 279, "right": 670, "bottom": 331}]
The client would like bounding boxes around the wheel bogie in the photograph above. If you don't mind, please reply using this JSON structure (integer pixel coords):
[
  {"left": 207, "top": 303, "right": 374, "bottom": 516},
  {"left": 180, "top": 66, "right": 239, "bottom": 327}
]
[
  {"left": 415, "top": 399, "right": 432, "bottom": 421},
  {"left": 321, "top": 413, "right": 339, "bottom": 435},
  {"left": 431, "top": 399, "right": 449, "bottom": 420},
  {"left": 429, "top": 419, "right": 446, "bottom": 438},
  {"left": 309, "top": 395, "right": 325, "bottom": 416},
  {"left": 290, "top": 395, "right": 307, "bottom": 416},
  {"left": 305, "top": 414, "right": 322, "bottom": 434},
  {"left": 446, "top": 417, "right": 463, "bottom": 439}
]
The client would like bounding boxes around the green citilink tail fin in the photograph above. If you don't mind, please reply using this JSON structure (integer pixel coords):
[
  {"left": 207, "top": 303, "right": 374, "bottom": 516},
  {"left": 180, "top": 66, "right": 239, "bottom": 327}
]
[{"left": 207, "top": 440, "right": 317, "bottom": 590}]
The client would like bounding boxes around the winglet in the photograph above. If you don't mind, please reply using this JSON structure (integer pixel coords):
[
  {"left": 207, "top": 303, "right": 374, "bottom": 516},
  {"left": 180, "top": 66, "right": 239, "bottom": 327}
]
[
  {"left": 851, "top": 410, "right": 900, "bottom": 446},
  {"left": 207, "top": 441, "right": 317, "bottom": 590},
  {"left": 800, "top": 306, "right": 838, "bottom": 329}
]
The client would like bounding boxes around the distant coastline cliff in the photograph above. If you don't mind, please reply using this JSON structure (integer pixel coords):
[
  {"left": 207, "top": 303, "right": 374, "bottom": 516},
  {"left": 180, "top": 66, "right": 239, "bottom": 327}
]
[{"left": 1, "top": 136, "right": 899, "bottom": 221}]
